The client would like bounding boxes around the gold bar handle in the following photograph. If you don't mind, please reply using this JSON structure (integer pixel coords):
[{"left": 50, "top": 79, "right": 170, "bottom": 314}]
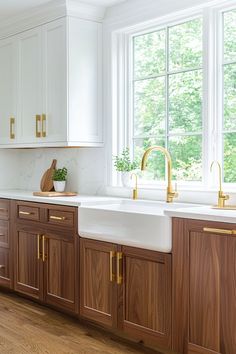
[
  {"left": 109, "top": 251, "right": 115, "bottom": 282},
  {"left": 116, "top": 252, "right": 123, "bottom": 285},
  {"left": 36, "top": 115, "right": 41, "bottom": 138},
  {"left": 50, "top": 215, "right": 66, "bottom": 221},
  {"left": 10, "top": 117, "right": 15, "bottom": 139},
  {"left": 0, "top": 208, "right": 6, "bottom": 211},
  {"left": 203, "top": 227, "right": 236, "bottom": 235},
  {"left": 19, "top": 211, "right": 32, "bottom": 216},
  {"left": 42, "top": 114, "right": 46, "bottom": 138},
  {"left": 42, "top": 235, "right": 46, "bottom": 262},
  {"left": 0, "top": 233, "right": 4, "bottom": 237},
  {"left": 37, "top": 234, "right": 41, "bottom": 260},
  {"left": 0, "top": 265, "right": 5, "bottom": 269}
]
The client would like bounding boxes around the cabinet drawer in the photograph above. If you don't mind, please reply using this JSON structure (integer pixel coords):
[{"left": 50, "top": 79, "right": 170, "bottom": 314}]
[
  {"left": 0, "top": 248, "right": 10, "bottom": 280},
  {"left": 0, "top": 221, "right": 9, "bottom": 248},
  {"left": 47, "top": 209, "right": 74, "bottom": 227},
  {"left": 0, "top": 200, "right": 9, "bottom": 220},
  {"left": 18, "top": 205, "right": 40, "bottom": 221}
]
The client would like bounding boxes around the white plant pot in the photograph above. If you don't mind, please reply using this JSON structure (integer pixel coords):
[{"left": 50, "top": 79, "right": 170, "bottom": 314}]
[
  {"left": 53, "top": 181, "right": 66, "bottom": 192},
  {"left": 121, "top": 172, "right": 131, "bottom": 187}
]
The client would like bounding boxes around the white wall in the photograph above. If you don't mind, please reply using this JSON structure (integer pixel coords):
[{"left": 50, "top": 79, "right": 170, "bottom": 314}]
[{"left": 0, "top": 148, "right": 106, "bottom": 194}]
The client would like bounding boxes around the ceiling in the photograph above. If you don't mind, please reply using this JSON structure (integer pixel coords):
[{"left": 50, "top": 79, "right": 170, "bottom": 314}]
[{"left": 0, "top": 0, "right": 126, "bottom": 21}]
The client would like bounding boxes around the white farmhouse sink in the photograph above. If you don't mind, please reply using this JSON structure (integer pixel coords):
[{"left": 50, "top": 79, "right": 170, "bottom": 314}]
[{"left": 79, "top": 199, "right": 198, "bottom": 252}]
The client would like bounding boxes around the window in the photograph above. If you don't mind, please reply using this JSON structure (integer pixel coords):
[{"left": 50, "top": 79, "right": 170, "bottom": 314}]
[
  {"left": 223, "top": 9, "right": 236, "bottom": 183},
  {"left": 133, "top": 18, "right": 203, "bottom": 183},
  {"left": 112, "top": 3, "right": 236, "bottom": 189}
]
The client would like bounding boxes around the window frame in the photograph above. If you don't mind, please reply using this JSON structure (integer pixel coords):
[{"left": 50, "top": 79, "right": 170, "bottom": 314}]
[{"left": 110, "top": 1, "right": 236, "bottom": 191}]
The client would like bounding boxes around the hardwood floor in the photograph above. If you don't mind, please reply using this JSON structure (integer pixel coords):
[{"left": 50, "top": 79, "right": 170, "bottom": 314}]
[{"left": 0, "top": 292, "right": 160, "bottom": 354}]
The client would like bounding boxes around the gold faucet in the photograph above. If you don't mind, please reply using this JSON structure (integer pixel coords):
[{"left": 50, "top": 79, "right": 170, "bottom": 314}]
[
  {"left": 210, "top": 161, "right": 229, "bottom": 208},
  {"left": 131, "top": 173, "right": 138, "bottom": 200},
  {"left": 141, "top": 146, "right": 178, "bottom": 203}
]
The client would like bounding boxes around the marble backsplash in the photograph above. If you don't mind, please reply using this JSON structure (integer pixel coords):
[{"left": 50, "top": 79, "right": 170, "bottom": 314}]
[{"left": 0, "top": 147, "right": 106, "bottom": 195}]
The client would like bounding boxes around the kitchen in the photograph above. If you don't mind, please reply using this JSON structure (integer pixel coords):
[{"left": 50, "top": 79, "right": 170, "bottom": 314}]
[{"left": 0, "top": 0, "right": 235, "bottom": 353}]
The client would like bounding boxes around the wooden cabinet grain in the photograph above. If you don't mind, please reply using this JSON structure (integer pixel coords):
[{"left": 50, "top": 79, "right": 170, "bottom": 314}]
[
  {"left": 13, "top": 201, "right": 78, "bottom": 314},
  {"left": 0, "top": 199, "right": 12, "bottom": 288},
  {"left": 172, "top": 218, "right": 236, "bottom": 354},
  {"left": 80, "top": 238, "right": 172, "bottom": 351}
]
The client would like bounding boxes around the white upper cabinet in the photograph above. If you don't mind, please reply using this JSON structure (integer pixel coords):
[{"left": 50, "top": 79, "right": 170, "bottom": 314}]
[
  {"left": 0, "top": 37, "right": 17, "bottom": 144},
  {"left": 18, "top": 27, "right": 43, "bottom": 144},
  {"left": 0, "top": 16, "right": 103, "bottom": 148}
]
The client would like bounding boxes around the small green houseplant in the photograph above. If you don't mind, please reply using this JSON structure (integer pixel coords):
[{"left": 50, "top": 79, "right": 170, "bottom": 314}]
[
  {"left": 52, "top": 167, "right": 68, "bottom": 192},
  {"left": 113, "top": 148, "right": 138, "bottom": 186}
]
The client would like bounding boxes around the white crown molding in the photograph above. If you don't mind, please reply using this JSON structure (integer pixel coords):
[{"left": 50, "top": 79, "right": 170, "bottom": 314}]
[{"left": 0, "top": 0, "right": 105, "bottom": 39}]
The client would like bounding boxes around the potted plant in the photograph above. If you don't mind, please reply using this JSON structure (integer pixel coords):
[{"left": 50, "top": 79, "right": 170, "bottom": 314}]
[
  {"left": 114, "top": 148, "right": 138, "bottom": 187},
  {"left": 52, "top": 167, "right": 68, "bottom": 192}
]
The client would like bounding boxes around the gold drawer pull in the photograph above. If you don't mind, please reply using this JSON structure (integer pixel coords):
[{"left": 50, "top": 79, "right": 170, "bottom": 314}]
[
  {"left": 19, "top": 211, "right": 33, "bottom": 216},
  {"left": 0, "top": 265, "right": 5, "bottom": 269},
  {"left": 10, "top": 117, "right": 15, "bottom": 139},
  {"left": 42, "top": 114, "right": 46, "bottom": 137},
  {"left": 0, "top": 208, "right": 6, "bottom": 211},
  {"left": 0, "top": 233, "right": 4, "bottom": 236},
  {"left": 109, "top": 251, "right": 115, "bottom": 282},
  {"left": 36, "top": 115, "right": 41, "bottom": 138},
  {"left": 42, "top": 235, "right": 47, "bottom": 262},
  {"left": 203, "top": 227, "right": 236, "bottom": 235},
  {"left": 116, "top": 252, "right": 123, "bottom": 285},
  {"left": 50, "top": 215, "right": 66, "bottom": 221}
]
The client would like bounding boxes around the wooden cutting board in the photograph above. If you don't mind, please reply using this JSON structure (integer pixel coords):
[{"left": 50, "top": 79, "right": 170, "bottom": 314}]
[
  {"left": 40, "top": 159, "right": 57, "bottom": 192},
  {"left": 33, "top": 192, "right": 77, "bottom": 197}
]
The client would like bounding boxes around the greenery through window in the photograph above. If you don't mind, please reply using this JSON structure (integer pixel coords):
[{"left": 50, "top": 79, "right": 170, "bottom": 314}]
[
  {"left": 132, "top": 18, "right": 203, "bottom": 183},
  {"left": 223, "top": 9, "right": 236, "bottom": 183}
]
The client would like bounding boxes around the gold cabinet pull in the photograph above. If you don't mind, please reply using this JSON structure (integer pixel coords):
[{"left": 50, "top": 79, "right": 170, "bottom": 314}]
[
  {"left": 37, "top": 234, "right": 41, "bottom": 260},
  {"left": 203, "top": 227, "right": 236, "bottom": 235},
  {"left": 36, "top": 115, "right": 41, "bottom": 138},
  {"left": 42, "top": 235, "right": 46, "bottom": 262},
  {"left": 0, "top": 208, "right": 6, "bottom": 211},
  {"left": 109, "top": 251, "right": 115, "bottom": 282},
  {"left": 0, "top": 265, "right": 5, "bottom": 269},
  {"left": 19, "top": 211, "right": 32, "bottom": 216},
  {"left": 10, "top": 117, "right": 15, "bottom": 139},
  {"left": 116, "top": 252, "right": 123, "bottom": 285},
  {"left": 50, "top": 215, "right": 66, "bottom": 221},
  {"left": 0, "top": 233, "right": 4, "bottom": 237},
  {"left": 42, "top": 114, "right": 46, "bottom": 137}
]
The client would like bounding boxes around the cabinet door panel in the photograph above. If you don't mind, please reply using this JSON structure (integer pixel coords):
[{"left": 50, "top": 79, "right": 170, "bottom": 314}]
[
  {"left": 80, "top": 238, "right": 117, "bottom": 328},
  {"left": 121, "top": 246, "right": 172, "bottom": 349},
  {"left": 14, "top": 230, "right": 43, "bottom": 299},
  {"left": 0, "top": 38, "right": 17, "bottom": 144},
  {"left": 0, "top": 248, "right": 10, "bottom": 286},
  {"left": 45, "top": 235, "right": 76, "bottom": 312},
  {"left": 43, "top": 18, "right": 67, "bottom": 142},
  {"left": 18, "top": 27, "right": 43, "bottom": 143}
]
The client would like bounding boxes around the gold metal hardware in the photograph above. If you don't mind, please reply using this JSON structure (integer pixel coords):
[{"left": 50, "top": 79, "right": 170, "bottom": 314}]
[
  {"left": 10, "top": 117, "right": 15, "bottom": 139},
  {"left": 0, "top": 208, "right": 6, "bottom": 211},
  {"left": 109, "top": 251, "right": 115, "bottom": 282},
  {"left": 37, "top": 234, "right": 41, "bottom": 260},
  {"left": 116, "top": 252, "right": 123, "bottom": 285},
  {"left": 19, "top": 211, "right": 32, "bottom": 216},
  {"left": 141, "top": 146, "right": 178, "bottom": 203},
  {"left": 49, "top": 215, "right": 66, "bottom": 221},
  {"left": 42, "top": 235, "right": 47, "bottom": 262},
  {"left": 0, "top": 233, "right": 4, "bottom": 237},
  {"left": 42, "top": 114, "right": 46, "bottom": 137},
  {"left": 36, "top": 115, "right": 41, "bottom": 138},
  {"left": 0, "top": 265, "right": 5, "bottom": 269},
  {"left": 210, "top": 161, "right": 229, "bottom": 208},
  {"left": 131, "top": 173, "right": 138, "bottom": 200},
  {"left": 203, "top": 227, "right": 236, "bottom": 235}
]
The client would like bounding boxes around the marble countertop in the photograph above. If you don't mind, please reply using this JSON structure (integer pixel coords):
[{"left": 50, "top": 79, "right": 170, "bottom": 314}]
[
  {"left": 164, "top": 205, "right": 236, "bottom": 224},
  {"left": 0, "top": 190, "right": 116, "bottom": 207}
]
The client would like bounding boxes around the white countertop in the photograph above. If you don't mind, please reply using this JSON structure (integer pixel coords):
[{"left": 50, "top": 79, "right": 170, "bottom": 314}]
[
  {"left": 0, "top": 190, "right": 116, "bottom": 207},
  {"left": 164, "top": 205, "right": 236, "bottom": 224}
]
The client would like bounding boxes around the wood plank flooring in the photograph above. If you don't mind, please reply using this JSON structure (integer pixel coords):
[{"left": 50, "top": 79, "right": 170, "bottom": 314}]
[{"left": 0, "top": 292, "right": 160, "bottom": 354}]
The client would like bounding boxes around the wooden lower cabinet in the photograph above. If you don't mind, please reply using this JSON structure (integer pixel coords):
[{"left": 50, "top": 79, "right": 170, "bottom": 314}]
[
  {"left": 173, "top": 218, "right": 236, "bottom": 354},
  {"left": 121, "top": 246, "right": 172, "bottom": 350},
  {"left": 44, "top": 232, "right": 76, "bottom": 312},
  {"left": 0, "top": 199, "right": 12, "bottom": 289},
  {"left": 80, "top": 238, "right": 172, "bottom": 351},
  {"left": 14, "top": 228, "right": 43, "bottom": 299},
  {"left": 80, "top": 238, "right": 118, "bottom": 328}
]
